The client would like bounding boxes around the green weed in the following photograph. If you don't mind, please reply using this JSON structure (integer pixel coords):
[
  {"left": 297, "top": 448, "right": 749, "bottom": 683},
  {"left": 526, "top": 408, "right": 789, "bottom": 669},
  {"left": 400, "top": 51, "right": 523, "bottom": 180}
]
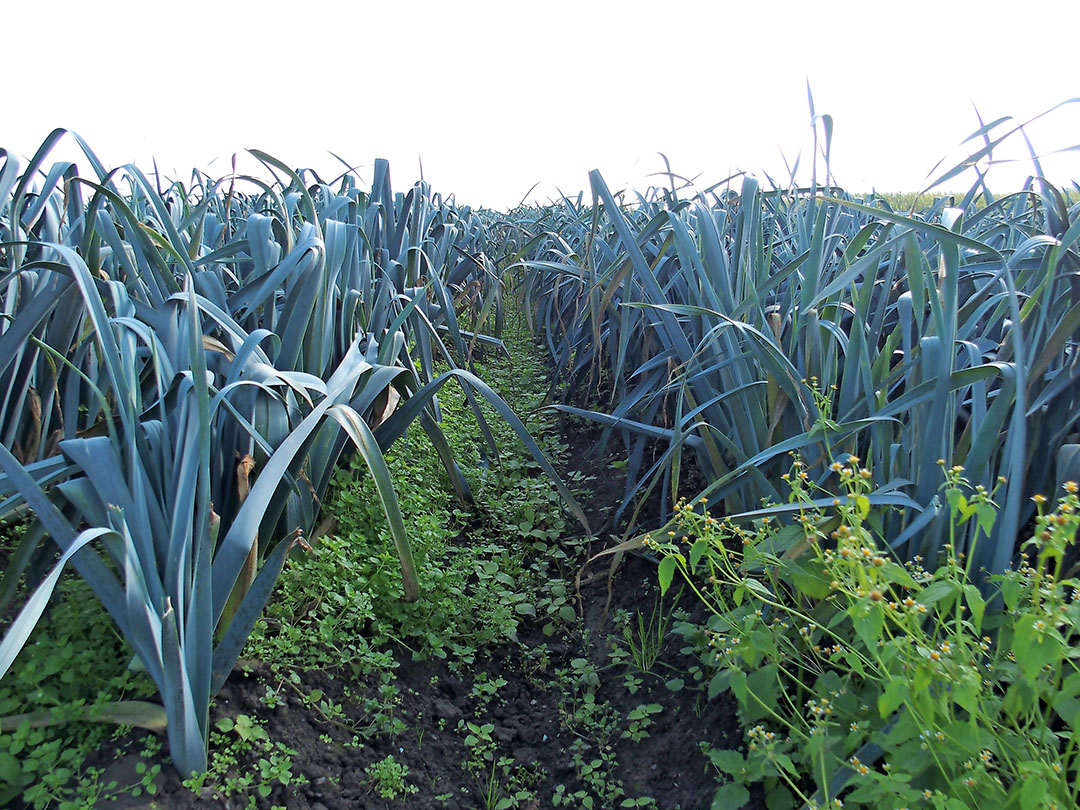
[
  {"left": 653, "top": 461, "right": 1080, "bottom": 809},
  {"left": 183, "top": 715, "right": 305, "bottom": 807},
  {"left": 621, "top": 704, "right": 662, "bottom": 743},
  {"left": 0, "top": 578, "right": 155, "bottom": 808},
  {"left": 365, "top": 754, "right": 417, "bottom": 800}
]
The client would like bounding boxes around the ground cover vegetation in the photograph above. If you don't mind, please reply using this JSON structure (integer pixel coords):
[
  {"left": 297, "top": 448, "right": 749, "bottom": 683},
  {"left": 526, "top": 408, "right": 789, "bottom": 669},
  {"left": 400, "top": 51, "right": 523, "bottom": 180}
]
[{"left": 2, "top": 102, "right": 1080, "bottom": 809}]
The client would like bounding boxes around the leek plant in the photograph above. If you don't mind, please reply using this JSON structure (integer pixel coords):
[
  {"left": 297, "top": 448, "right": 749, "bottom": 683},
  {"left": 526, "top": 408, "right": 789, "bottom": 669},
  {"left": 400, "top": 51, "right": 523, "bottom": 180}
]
[
  {"left": 0, "top": 132, "right": 584, "bottom": 776},
  {"left": 507, "top": 108, "right": 1080, "bottom": 576}
]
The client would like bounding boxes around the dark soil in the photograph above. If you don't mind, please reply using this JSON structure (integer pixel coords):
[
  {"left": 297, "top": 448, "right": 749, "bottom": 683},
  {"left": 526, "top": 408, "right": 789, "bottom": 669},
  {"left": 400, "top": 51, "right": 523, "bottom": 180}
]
[
  {"left": 83, "top": 556, "right": 745, "bottom": 810},
  {"left": 554, "top": 409, "right": 709, "bottom": 541}
]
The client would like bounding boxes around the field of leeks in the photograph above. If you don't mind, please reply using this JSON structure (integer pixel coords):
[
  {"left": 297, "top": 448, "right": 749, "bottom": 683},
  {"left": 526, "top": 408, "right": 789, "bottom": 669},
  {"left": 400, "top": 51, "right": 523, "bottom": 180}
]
[{"left": 1, "top": 104, "right": 1079, "bottom": 805}]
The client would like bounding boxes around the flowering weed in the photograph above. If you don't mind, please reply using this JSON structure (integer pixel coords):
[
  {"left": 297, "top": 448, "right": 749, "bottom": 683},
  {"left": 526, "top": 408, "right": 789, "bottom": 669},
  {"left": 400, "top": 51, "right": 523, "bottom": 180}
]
[{"left": 652, "top": 463, "right": 1080, "bottom": 809}]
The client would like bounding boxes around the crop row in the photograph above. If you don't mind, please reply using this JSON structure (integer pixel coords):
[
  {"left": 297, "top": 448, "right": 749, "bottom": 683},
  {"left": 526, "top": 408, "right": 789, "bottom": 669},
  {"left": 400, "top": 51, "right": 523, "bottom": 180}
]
[
  {"left": 0, "top": 132, "right": 582, "bottom": 776},
  {"left": 502, "top": 118, "right": 1080, "bottom": 578}
]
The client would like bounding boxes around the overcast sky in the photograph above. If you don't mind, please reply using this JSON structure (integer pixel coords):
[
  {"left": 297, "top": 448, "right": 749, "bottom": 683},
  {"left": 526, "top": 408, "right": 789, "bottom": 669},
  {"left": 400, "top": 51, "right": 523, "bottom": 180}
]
[{"left": 7, "top": 0, "right": 1080, "bottom": 208}]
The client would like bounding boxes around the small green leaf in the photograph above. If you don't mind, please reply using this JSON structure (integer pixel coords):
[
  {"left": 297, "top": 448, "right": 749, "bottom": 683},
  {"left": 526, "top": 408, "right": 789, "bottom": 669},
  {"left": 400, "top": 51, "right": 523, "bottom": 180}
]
[
  {"left": 964, "top": 585, "right": 985, "bottom": 632},
  {"left": 1013, "top": 615, "right": 1063, "bottom": 684},
  {"left": 0, "top": 752, "right": 20, "bottom": 784},
  {"left": 711, "top": 782, "right": 750, "bottom": 810},
  {"left": 744, "top": 663, "right": 778, "bottom": 721},
  {"left": 708, "top": 670, "right": 731, "bottom": 699},
  {"left": 765, "top": 784, "right": 794, "bottom": 810},
  {"left": 783, "top": 558, "right": 831, "bottom": 599},
  {"left": 881, "top": 562, "right": 918, "bottom": 588},
  {"left": 705, "top": 749, "right": 744, "bottom": 775},
  {"left": 1002, "top": 577, "right": 1024, "bottom": 610},
  {"left": 879, "top": 678, "right": 909, "bottom": 717},
  {"left": 913, "top": 664, "right": 933, "bottom": 696},
  {"left": 1020, "top": 775, "right": 1046, "bottom": 810},
  {"left": 773, "top": 753, "right": 797, "bottom": 775},
  {"left": 919, "top": 580, "right": 958, "bottom": 605},
  {"left": 953, "top": 677, "right": 978, "bottom": 715},
  {"left": 689, "top": 539, "right": 708, "bottom": 569},
  {"left": 851, "top": 603, "right": 884, "bottom": 650},
  {"left": 658, "top": 556, "right": 677, "bottom": 595},
  {"left": 744, "top": 579, "right": 773, "bottom": 600},
  {"left": 730, "top": 668, "right": 747, "bottom": 706},
  {"left": 946, "top": 489, "right": 968, "bottom": 515},
  {"left": 855, "top": 494, "right": 870, "bottom": 519}
]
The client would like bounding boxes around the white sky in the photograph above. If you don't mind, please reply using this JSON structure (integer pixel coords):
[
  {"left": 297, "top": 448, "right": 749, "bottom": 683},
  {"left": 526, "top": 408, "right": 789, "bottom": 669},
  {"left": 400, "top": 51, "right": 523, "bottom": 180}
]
[{"left": 6, "top": 0, "right": 1080, "bottom": 208}]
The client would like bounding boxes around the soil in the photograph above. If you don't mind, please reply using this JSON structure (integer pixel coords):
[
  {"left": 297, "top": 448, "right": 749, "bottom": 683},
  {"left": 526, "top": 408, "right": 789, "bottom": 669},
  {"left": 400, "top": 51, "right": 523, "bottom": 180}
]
[
  {"left": 554, "top": 409, "right": 709, "bottom": 541},
  {"left": 80, "top": 564, "right": 745, "bottom": 810}
]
